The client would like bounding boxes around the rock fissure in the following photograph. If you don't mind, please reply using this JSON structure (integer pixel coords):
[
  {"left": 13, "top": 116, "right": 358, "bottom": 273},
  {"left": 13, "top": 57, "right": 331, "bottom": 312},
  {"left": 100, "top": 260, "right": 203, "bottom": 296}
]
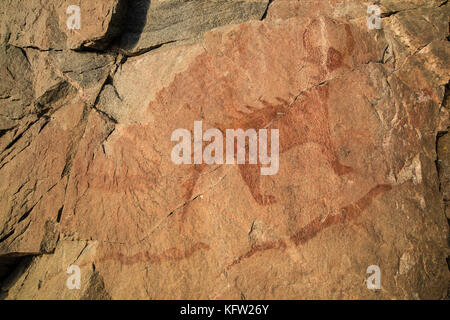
[{"left": 0, "top": 0, "right": 448, "bottom": 300}]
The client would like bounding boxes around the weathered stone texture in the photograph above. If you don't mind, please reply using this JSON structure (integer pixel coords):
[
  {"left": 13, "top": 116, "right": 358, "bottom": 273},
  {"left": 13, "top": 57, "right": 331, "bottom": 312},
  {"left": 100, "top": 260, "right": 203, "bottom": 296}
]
[{"left": 0, "top": 0, "right": 448, "bottom": 299}]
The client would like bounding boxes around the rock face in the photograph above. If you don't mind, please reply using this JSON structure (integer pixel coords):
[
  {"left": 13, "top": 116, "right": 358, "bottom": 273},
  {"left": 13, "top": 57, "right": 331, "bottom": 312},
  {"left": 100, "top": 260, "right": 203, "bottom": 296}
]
[
  {"left": 119, "top": 0, "right": 270, "bottom": 54},
  {"left": 0, "top": 0, "right": 448, "bottom": 300}
]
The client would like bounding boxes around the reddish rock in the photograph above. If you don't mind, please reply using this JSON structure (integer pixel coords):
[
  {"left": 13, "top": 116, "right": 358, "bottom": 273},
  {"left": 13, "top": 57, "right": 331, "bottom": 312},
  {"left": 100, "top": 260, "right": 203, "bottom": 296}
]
[{"left": 0, "top": 0, "right": 448, "bottom": 300}]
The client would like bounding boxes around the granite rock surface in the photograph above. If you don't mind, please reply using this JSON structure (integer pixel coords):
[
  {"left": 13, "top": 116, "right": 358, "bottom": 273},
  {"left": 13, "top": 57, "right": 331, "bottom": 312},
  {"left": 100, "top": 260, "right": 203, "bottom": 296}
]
[{"left": 0, "top": 0, "right": 449, "bottom": 299}]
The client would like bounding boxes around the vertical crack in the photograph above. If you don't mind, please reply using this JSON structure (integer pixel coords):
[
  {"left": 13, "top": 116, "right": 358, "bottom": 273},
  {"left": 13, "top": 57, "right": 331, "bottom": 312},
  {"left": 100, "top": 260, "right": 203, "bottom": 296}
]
[{"left": 260, "top": 0, "right": 273, "bottom": 20}]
